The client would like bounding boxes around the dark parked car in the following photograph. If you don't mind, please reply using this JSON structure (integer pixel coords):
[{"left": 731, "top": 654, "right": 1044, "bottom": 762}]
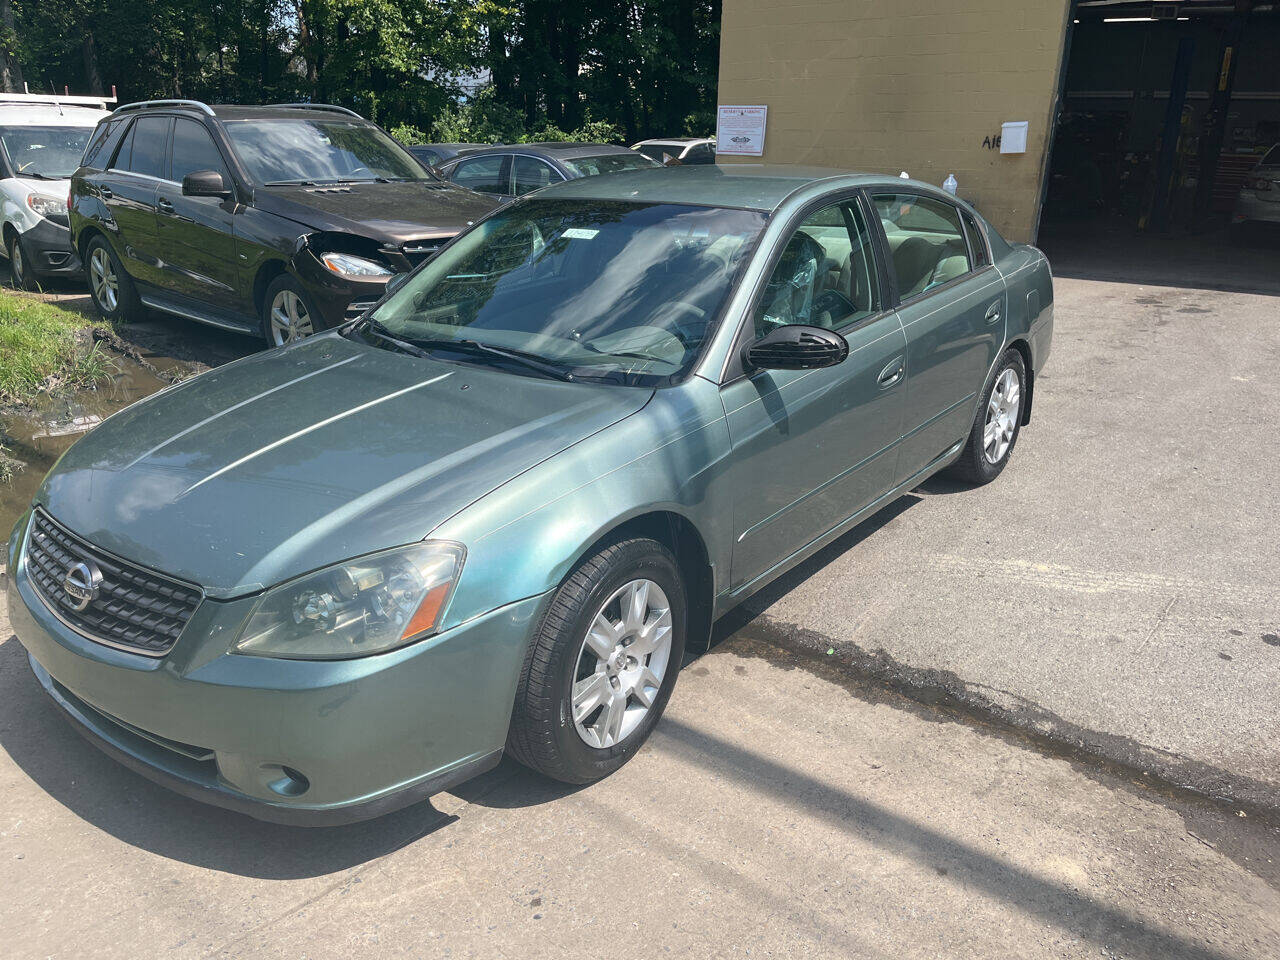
[
  {"left": 406, "top": 143, "right": 490, "bottom": 167},
  {"left": 69, "top": 101, "right": 501, "bottom": 345},
  {"left": 436, "top": 142, "right": 661, "bottom": 199}
]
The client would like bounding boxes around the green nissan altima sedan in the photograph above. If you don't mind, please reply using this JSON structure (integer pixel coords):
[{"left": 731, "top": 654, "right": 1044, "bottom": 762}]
[{"left": 7, "top": 165, "right": 1053, "bottom": 824}]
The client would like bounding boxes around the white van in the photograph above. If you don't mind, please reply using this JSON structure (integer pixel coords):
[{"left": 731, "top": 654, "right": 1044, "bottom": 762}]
[{"left": 0, "top": 93, "right": 114, "bottom": 289}]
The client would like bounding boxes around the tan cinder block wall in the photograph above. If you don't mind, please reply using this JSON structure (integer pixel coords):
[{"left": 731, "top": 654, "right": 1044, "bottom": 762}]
[{"left": 717, "top": 0, "right": 1072, "bottom": 242}]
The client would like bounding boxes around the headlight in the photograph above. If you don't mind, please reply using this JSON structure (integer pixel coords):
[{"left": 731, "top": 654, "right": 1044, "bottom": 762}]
[
  {"left": 320, "top": 251, "right": 393, "bottom": 279},
  {"left": 234, "top": 541, "right": 465, "bottom": 660},
  {"left": 26, "top": 193, "right": 65, "bottom": 219}
]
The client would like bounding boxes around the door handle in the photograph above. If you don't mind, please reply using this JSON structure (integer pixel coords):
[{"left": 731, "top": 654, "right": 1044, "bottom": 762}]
[
  {"left": 877, "top": 357, "right": 905, "bottom": 388},
  {"left": 98, "top": 186, "right": 113, "bottom": 200},
  {"left": 157, "top": 197, "right": 175, "bottom": 212},
  {"left": 984, "top": 301, "right": 1002, "bottom": 325}
]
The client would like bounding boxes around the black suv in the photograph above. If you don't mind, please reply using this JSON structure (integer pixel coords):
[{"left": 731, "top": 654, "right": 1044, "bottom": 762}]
[{"left": 70, "top": 101, "right": 500, "bottom": 345}]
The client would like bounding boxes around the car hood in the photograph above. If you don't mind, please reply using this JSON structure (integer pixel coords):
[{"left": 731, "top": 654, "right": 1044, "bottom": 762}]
[
  {"left": 36, "top": 336, "right": 652, "bottom": 598},
  {"left": 251, "top": 179, "right": 500, "bottom": 244}
]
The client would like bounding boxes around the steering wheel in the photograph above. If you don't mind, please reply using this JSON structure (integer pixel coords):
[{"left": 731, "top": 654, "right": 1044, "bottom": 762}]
[
  {"left": 658, "top": 302, "right": 706, "bottom": 349},
  {"left": 348, "top": 165, "right": 373, "bottom": 179}
]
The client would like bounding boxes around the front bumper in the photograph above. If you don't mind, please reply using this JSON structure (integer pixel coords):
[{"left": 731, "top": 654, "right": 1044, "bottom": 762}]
[
  {"left": 8, "top": 524, "right": 550, "bottom": 825},
  {"left": 18, "top": 218, "right": 81, "bottom": 276},
  {"left": 1232, "top": 191, "right": 1280, "bottom": 226}
]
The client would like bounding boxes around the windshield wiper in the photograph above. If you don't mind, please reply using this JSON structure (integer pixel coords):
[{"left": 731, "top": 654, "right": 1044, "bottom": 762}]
[
  {"left": 360, "top": 319, "right": 433, "bottom": 360},
  {"left": 263, "top": 179, "right": 319, "bottom": 186},
  {"left": 406, "top": 337, "right": 577, "bottom": 382}
]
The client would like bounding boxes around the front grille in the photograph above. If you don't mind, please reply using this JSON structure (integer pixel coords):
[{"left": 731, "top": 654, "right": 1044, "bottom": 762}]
[{"left": 25, "top": 509, "right": 202, "bottom": 656}]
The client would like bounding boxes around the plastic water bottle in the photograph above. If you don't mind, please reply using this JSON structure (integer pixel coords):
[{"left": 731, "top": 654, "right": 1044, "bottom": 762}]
[
  {"left": 943, "top": 174, "right": 958, "bottom": 195},
  {"left": 899, "top": 171, "right": 910, "bottom": 179}
]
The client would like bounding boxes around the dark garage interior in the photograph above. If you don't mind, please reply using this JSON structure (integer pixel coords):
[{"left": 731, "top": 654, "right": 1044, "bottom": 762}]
[{"left": 1038, "top": 0, "right": 1280, "bottom": 291}]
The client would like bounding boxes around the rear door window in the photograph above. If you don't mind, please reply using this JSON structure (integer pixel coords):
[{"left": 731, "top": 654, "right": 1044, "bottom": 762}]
[
  {"left": 450, "top": 155, "right": 509, "bottom": 195},
  {"left": 512, "top": 156, "right": 561, "bottom": 196},
  {"left": 871, "top": 193, "right": 973, "bottom": 299},
  {"left": 120, "top": 116, "right": 171, "bottom": 179}
]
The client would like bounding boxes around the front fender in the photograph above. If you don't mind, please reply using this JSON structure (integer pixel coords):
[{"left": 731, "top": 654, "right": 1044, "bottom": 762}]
[{"left": 431, "top": 377, "right": 734, "bottom": 628}]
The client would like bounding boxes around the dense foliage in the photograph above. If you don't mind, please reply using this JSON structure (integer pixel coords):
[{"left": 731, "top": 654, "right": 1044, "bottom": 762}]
[{"left": 3, "top": 0, "right": 721, "bottom": 143}]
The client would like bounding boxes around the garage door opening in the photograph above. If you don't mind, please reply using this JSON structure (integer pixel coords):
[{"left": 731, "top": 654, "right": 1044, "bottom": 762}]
[{"left": 1037, "top": 1, "right": 1280, "bottom": 293}]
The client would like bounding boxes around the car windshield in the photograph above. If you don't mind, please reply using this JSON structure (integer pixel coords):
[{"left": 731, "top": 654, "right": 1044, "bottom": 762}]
[
  {"left": 224, "top": 118, "right": 428, "bottom": 184},
  {"left": 363, "top": 199, "right": 766, "bottom": 384},
  {"left": 0, "top": 125, "right": 94, "bottom": 179},
  {"left": 561, "top": 152, "right": 661, "bottom": 178},
  {"left": 1262, "top": 144, "right": 1280, "bottom": 167}
]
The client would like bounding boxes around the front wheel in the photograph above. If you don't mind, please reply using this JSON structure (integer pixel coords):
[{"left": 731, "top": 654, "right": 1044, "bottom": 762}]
[
  {"left": 948, "top": 347, "right": 1027, "bottom": 484},
  {"left": 7, "top": 231, "right": 36, "bottom": 291},
  {"left": 507, "top": 538, "right": 687, "bottom": 784},
  {"left": 84, "top": 235, "right": 144, "bottom": 323},
  {"left": 262, "top": 275, "right": 321, "bottom": 347}
]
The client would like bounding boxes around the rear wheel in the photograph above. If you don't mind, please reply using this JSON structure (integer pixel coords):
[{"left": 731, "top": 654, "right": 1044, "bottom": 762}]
[
  {"left": 262, "top": 275, "right": 320, "bottom": 347},
  {"left": 7, "top": 230, "right": 35, "bottom": 291},
  {"left": 507, "top": 538, "right": 686, "bottom": 784},
  {"left": 948, "top": 347, "right": 1026, "bottom": 484},
  {"left": 84, "top": 235, "right": 143, "bottom": 323}
]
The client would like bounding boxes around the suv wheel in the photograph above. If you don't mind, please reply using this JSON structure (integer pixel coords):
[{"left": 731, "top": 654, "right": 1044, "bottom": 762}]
[
  {"left": 263, "top": 275, "right": 320, "bottom": 347},
  {"left": 84, "top": 235, "right": 143, "bottom": 323},
  {"left": 7, "top": 231, "right": 35, "bottom": 291},
  {"left": 507, "top": 537, "right": 686, "bottom": 784}
]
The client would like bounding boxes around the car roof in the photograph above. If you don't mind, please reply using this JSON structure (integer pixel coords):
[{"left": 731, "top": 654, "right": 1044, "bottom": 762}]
[
  {"left": 454, "top": 142, "right": 637, "bottom": 162},
  {"left": 411, "top": 143, "right": 489, "bottom": 151},
  {"left": 532, "top": 164, "right": 894, "bottom": 212}
]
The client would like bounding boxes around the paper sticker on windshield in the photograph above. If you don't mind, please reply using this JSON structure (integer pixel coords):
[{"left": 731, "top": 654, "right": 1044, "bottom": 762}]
[{"left": 562, "top": 228, "right": 599, "bottom": 240}]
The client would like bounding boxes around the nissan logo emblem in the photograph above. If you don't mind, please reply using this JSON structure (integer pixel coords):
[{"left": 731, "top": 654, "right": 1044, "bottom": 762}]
[{"left": 61, "top": 560, "right": 102, "bottom": 612}]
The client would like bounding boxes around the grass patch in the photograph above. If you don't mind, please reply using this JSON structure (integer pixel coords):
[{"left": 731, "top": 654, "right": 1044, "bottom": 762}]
[{"left": 0, "top": 291, "right": 109, "bottom": 406}]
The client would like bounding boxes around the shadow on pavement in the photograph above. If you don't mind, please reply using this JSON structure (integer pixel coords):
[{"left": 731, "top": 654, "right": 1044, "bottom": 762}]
[{"left": 653, "top": 717, "right": 1244, "bottom": 960}]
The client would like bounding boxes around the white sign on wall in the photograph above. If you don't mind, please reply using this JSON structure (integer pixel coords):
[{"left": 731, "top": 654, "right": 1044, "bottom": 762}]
[
  {"left": 716, "top": 105, "right": 767, "bottom": 157},
  {"left": 1000, "top": 121, "right": 1029, "bottom": 154}
]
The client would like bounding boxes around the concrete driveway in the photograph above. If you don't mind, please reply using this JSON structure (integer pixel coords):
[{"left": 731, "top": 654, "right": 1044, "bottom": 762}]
[{"left": 1, "top": 276, "right": 1278, "bottom": 958}]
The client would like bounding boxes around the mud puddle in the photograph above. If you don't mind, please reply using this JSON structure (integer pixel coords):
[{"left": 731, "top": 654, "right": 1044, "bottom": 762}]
[{"left": 1, "top": 346, "right": 197, "bottom": 537}]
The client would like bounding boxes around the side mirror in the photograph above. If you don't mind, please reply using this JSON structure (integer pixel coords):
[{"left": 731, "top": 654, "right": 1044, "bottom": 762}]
[
  {"left": 385, "top": 272, "right": 410, "bottom": 295},
  {"left": 182, "top": 169, "right": 230, "bottom": 199},
  {"left": 742, "top": 324, "right": 849, "bottom": 372}
]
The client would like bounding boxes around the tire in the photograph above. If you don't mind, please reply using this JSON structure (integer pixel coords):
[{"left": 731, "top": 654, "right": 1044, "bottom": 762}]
[
  {"left": 262, "top": 274, "right": 322, "bottom": 347},
  {"left": 948, "top": 347, "right": 1027, "bottom": 485},
  {"left": 84, "top": 234, "right": 144, "bottom": 323},
  {"left": 7, "top": 230, "right": 36, "bottom": 291},
  {"left": 507, "top": 537, "right": 687, "bottom": 784}
]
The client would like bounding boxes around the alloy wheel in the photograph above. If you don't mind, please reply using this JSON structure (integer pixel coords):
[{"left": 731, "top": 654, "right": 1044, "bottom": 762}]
[
  {"left": 983, "top": 367, "right": 1021, "bottom": 464},
  {"left": 88, "top": 247, "right": 118, "bottom": 312},
  {"left": 269, "top": 289, "right": 315, "bottom": 346},
  {"left": 572, "top": 578, "right": 673, "bottom": 749}
]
